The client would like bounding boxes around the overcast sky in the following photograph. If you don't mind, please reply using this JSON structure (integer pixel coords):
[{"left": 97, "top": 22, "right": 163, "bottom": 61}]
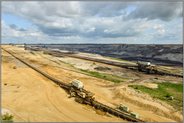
[{"left": 1, "top": 1, "right": 183, "bottom": 44}]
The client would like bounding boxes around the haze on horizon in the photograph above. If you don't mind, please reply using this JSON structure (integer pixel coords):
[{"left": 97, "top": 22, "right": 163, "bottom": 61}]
[{"left": 1, "top": 1, "right": 183, "bottom": 44}]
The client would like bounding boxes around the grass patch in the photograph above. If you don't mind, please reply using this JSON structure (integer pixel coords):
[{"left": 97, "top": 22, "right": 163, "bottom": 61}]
[
  {"left": 129, "top": 82, "right": 183, "bottom": 111},
  {"left": 46, "top": 56, "right": 128, "bottom": 83},
  {"left": 80, "top": 69, "right": 126, "bottom": 83},
  {"left": 42, "top": 56, "right": 127, "bottom": 83},
  {"left": 0, "top": 113, "right": 14, "bottom": 123}
]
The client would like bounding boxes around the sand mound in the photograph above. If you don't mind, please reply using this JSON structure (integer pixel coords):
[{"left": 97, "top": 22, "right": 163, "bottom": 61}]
[
  {"left": 113, "top": 87, "right": 182, "bottom": 122},
  {"left": 141, "top": 83, "right": 158, "bottom": 89}
]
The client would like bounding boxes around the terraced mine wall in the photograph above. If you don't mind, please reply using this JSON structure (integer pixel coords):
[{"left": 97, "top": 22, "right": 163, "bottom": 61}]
[
  {"left": 40, "top": 48, "right": 182, "bottom": 78},
  {"left": 23, "top": 45, "right": 183, "bottom": 78},
  {"left": 29, "top": 44, "right": 183, "bottom": 66}
]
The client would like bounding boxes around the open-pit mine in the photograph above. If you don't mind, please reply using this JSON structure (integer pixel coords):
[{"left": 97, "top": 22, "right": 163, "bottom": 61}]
[{"left": 1, "top": 44, "right": 183, "bottom": 122}]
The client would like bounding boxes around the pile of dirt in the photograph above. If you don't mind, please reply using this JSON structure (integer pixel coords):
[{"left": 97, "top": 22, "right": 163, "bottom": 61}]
[
  {"left": 140, "top": 83, "right": 158, "bottom": 89},
  {"left": 94, "top": 66, "right": 111, "bottom": 71},
  {"left": 112, "top": 87, "right": 182, "bottom": 122}
]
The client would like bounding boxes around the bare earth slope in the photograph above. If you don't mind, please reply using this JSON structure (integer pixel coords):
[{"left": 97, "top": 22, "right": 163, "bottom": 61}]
[
  {"left": 2, "top": 45, "right": 183, "bottom": 122},
  {"left": 2, "top": 49, "right": 123, "bottom": 122},
  {"left": 33, "top": 44, "right": 183, "bottom": 65}
]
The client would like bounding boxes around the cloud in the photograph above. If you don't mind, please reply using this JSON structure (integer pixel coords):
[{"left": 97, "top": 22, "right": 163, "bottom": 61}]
[
  {"left": 35, "top": 16, "right": 150, "bottom": 38},
  {"left": 2, "top": 20, "right": 42, "bottom": 39},
  {"left": 153, "top": 24, "right": 165, "bottom": 35},
  {"left": 128, "top": 2, "right": 182, "bottom": 21},
  {"left": 9, "top": 24, "right": 27, "bottom": 32},
  {"left": 80, "top": 2, "right": 129, "bottom": 17},
  {"left": 9, "top": 24, "right": 17, "bottom": 29},
  {"left": 1, "top": 1, "right": 183, "bottom": 44}
]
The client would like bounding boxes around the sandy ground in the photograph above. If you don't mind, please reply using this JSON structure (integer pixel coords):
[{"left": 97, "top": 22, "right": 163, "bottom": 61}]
[
  {"left": 2, "top": 49, "right": 123, "bottom": 122},
  {"left": 2, "top": 45, "right": 183, "bottom": 122}
]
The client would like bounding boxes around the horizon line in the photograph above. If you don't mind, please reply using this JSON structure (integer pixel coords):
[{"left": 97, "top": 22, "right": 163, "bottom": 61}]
[{"left": 1, "top": 43, "right": 183, "bottom": 45}]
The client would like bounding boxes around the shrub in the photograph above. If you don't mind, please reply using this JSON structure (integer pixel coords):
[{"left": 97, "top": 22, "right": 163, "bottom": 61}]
[{"left": 1, "top": 113, "right": 14, "bottom": 122}]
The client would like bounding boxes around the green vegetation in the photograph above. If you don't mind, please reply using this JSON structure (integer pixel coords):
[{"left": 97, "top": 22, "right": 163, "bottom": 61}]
[
  {"left": 52, "top": 57, "right": 129, "bottom": 83},
  {"left": 80, "top": 69, "right": 127, "bottom": 83},
  {"left": 0, "top": 113, "right": 14, "bottom": 123},
  {"left": 129, "top": 82, "right": 183, "bottom": 111}
]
